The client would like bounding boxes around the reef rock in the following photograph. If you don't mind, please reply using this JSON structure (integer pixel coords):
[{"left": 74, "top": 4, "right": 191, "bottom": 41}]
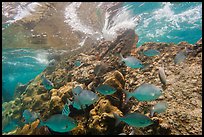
[
  {"left": 88, "top": 98, "right": 123, "bottom": 134},
  {"left": 2, "top": 27, "right": 202, "bottom": 135},
  {"left": 94, "top": 29, "right": 137, "bottom": 60}
]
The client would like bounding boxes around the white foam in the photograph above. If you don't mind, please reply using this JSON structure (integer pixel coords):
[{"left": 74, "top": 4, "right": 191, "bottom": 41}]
[
  {"left": 136, "top": 2, "right": 202, "bottom": 39},
  {"left": 13, "top": 2, "right": 41, "bottom": 21},
  {"left": 153, "top": 2, "right": 174, "bottom": 20},
  {"left": 102, "top": 4, "right": 140, "bottom": 41},
  {"left": 5, "top": 61, "right": 35, "bottom": 67},
  {"left": 35, "top": 51, "right": 49, "bottom": 65},
  {"left": 64, "top": 2, "right": 139, "bottom": 42},
  {"left": 2, "top": 2, "right": 41, "bottom": 24},
  {"left": 152, "top": 2, "right": 202, "bottom": 28},
  {"left": 64, "top": 2, "right": 96, "bottom": 35},
  {"left": 78, "top": 36, "right": 87, "bottom": 47},
  {"left": 3, "top": 49, "right": 49, "bottom": 65}
]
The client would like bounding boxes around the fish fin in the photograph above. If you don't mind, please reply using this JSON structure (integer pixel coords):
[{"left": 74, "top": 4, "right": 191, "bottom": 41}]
[
  {"left": 113, "top": 113, "right": 121, "bottom": 126},
  {"left": 72, "top": 86, "right": 83, "bottom": 95},
  {"left": 81, "top": 105, "right": 87, "bottom": 111},
  {"left": 40, "top": 74, "right": 44, "bottom": 78},
  {"left": 51, "top": 83, "right": 54, "bottom": 88},
  {"left": 37, "top": 115, "right": 45, "bottom": 128},
  {"left": 118, "top": 133, "right": 127, "bottom": 135},
  {"left": 140, "top": 63, "right": 149, "bottom": 70},
  {"left": 67, "top": 98, "right": 72, "bottom": 106},
  {"left": 120, "top": 53, "right": 125, "bottom": 61},
  {"left": 129, "top": 128, "right": 135, "bottom": 135},
  {"left": 73, "top": 100, "right": 82, "bottom": 110},
  {"left": 62, "top": 103, "right": 70, "bottom": 116},
  {"left": 41, "top": 74, "right": 46, "bottom": 81},
  {"left": 37, "top": 121, "right": 45, "bottom": 128},
  {"left": 150, "top": 109, "right": 154, "bottom": 117},
  {"left": 122, "top": 89, "right": 132, "bottom": 103}
]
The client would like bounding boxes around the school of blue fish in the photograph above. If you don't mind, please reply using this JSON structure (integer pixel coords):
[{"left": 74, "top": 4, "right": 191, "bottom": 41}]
[{"left": 3, "top": 46, "right": 189, "bottom": 134}]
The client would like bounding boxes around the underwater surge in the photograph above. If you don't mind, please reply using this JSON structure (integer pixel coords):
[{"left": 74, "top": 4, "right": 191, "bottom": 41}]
[
  {"left": 2, "top": 49, "right": 49, "bottom": 100},
  {"left": 2, "top": 2, "right": 202, "bottom": 102},
  {"left": 64, "top": 2, "right": 140, "bottom": 41},
  {"left": 101, "top": 4, "right": 140, "bottom": 41},
  {"left": 125, "top": 2, "right": 202, "bottom": 46}
]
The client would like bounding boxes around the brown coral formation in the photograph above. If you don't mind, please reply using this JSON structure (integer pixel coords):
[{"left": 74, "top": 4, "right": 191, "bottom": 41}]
[
  {"left": 2, "top": 27, "right": 202, "bottom": 135},
  {"left": 88, "top": 98, "right": 123, "bottom": 134}
]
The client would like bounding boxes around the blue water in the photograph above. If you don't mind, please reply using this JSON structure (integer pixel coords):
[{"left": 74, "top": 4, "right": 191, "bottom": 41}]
[
  {"left": 2, "top": 48, "right": 48, "bottom": 100},
  {"left": 2, "top": 2, "right": 202, "bottom": 102},
  {"left": 124, "top": 2, "right": 202, "bottom": 47}
]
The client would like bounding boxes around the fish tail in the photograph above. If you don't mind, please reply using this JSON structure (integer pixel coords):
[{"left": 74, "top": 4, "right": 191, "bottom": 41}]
[
  {"left": 41, "top": 74, "right": 45, "bottom": 79},
  {"left": 37, "top": 117, "right": 45, "bottom": 128},
  {"left": 113, "top": 113, "right": 122, "bottom": 126},
  {"left": 140, "top": 63, "right": 148, "bottom": 70},
  {"left": 122, "top": 89, "right": 132, "bottom": 103},
  {"left": 141, "top": 64, "right": 145, "bottom": 69},
  {"left": 67, "top": 98, "right": 72, "bottom": 106},
  {"left": 150, "top": 110, "right": 154, "bottom": 117},
  {"left": 120, "top": 53, "right": 124, "bottom": 61},
  {"left": 62, "top": 103, "right": 70, "bottom": 116},
  {"left": 129, "top": 128, "right": 135, "bottom": 135}
]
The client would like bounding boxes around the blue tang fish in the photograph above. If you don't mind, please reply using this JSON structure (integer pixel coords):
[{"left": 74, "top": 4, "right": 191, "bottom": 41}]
[
  {"left": 39, "top": 114, "right": 77, "bottom": 133},
  {"left": 123, "top": 83, "right": 162, "bottom": 103},
  {"left": 150, "top": 102, "right": 168, "bottom": 117},
  {"left": 174, "top": 51, "right": 187, "bottom": 64},
  {"left": 41, "top": 75, "right": 54, "bottom": 90},
  {"left": 72, "top": 86, "right": 99, "bottom": 110},
  {"left": 120, "top": 53, "right": 144, "bottom": 69},
  {"left": 95, "top": 84, "right": 117, "bottom": 95},
  {"left": 23, "top": 109, "right": 40, "bottom": 124},
  {"left": 143, "top": 49, "right": 160, "bottom": 57},
  {"left": 113, "top": 112, "right": 154, "bottom": 128}
]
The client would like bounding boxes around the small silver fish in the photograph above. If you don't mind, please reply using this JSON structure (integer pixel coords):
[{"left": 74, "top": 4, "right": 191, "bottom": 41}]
[
  {"left": 113, "top": 112, "right": 154, "bottom": 128},
  {"left": 123, "top": 83, "right": 162, "bottom": 103},
  {"left": 95, "top": 84, "right": 117, "bottom": 95},
  {"left": 158, "top": 66, "right": 166, "bottom": 85},
  {"left": 120, "top": 53, "right": 144, "bottom": 69},
  {"left": 143, "top": 49, "right": 160, "bottom": 57},
  {"left": 72, "top": 88, "right": 99, "bottom": 110},
  {"left": 150, "top": 102, "right": 168, "bottom": 117},
  {"left": 41, "top": 75, "right": 54, "bottom": 90}
]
